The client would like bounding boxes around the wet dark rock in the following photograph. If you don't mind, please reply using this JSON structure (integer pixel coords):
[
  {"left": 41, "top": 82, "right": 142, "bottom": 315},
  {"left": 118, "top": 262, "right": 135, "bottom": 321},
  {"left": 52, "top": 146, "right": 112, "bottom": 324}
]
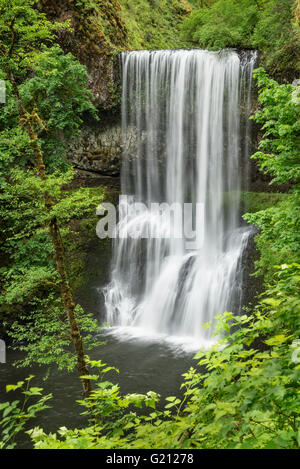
[{"left": 68, "top": 122, "right": 122, "bottom": 177}]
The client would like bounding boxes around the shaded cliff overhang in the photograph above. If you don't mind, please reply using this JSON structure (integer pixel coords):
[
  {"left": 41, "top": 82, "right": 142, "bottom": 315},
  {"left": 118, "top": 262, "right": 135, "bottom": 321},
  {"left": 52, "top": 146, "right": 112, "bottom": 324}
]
[{"left": 37, "top": 0, "right": 128, "bottom": 110}]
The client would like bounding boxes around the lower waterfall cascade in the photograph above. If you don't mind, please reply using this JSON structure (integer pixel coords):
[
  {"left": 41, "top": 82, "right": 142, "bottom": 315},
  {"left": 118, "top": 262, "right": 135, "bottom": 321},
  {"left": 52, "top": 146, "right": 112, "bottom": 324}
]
[{"left": 104, "top": 49, "right": 258, "bottom": 348}]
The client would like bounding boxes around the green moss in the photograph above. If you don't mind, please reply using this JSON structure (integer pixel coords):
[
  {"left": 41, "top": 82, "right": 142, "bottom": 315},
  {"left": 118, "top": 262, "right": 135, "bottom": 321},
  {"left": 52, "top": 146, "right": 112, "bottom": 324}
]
[
  {"left": 120, "top": 0, "right": 192, "bottom": 50},
  {"left": 244, "top": 193, "right": 300, "bottom": 283},
  {"left": 222, "top": 191, "right": 288, "bottom": 217},
  {"left": 181, "top": 0, "right": 300, "bottom": 80},
  {"left": 240, "top": 191, "right": 288, "bottom": 214},
  {"left": 45, "top": 0, "right": 193, "bottom": 54}
]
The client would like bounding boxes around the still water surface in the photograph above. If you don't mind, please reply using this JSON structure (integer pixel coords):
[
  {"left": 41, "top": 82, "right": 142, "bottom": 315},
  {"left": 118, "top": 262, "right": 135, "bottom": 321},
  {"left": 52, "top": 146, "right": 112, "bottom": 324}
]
[{"left": 0, "top": 334, "right": 196, "bottom": 448}]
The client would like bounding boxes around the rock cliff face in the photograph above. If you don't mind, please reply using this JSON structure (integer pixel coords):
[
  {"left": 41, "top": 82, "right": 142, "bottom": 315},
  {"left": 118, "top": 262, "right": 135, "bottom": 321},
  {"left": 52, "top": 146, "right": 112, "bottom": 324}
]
[
  {"left": 68, "top": 121, "right": 122, "bottom": 176},
  {"left": 38, "top": 0, "right": 192, "bottom": 111},
  {"left": 67, "top": 119, "right": 140, "bottom": 178},
  {"left": 38, "top": 0, "right": 125, "bottom": 176},
  {"left": 38, "top": 0, "right": 126, "bottom": 110},
  {"left": 38, "top": 0, "right": 192, "bottom": 177}
]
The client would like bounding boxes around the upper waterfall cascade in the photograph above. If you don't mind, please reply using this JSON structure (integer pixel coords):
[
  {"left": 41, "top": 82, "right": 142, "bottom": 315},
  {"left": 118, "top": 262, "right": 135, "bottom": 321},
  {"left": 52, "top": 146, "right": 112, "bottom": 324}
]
[{"left": 104, "top": 49, "right": 257, "bottom": 347}]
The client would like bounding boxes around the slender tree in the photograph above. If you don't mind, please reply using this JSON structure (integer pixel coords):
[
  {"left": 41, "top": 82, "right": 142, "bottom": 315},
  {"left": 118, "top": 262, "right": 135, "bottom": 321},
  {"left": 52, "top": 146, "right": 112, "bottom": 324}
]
[{"left": 0, "top": 0, "right": 93, "bottom": 396}]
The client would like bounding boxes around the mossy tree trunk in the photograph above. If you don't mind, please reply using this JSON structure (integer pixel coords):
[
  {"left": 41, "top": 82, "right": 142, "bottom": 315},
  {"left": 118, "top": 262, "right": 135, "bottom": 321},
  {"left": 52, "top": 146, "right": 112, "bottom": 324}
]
[{"left": 7, "top": 70, "right": 92, "bottom": 397}]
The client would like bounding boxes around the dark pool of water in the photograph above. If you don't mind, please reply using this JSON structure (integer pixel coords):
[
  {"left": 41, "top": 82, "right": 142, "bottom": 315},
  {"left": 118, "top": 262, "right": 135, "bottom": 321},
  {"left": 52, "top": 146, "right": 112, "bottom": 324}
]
[
  {"left": 0, "top": 334, "right": 196, "bottom": 448},
  {"left": 0, "top": 237, "right": 198, "bottom": 448}
]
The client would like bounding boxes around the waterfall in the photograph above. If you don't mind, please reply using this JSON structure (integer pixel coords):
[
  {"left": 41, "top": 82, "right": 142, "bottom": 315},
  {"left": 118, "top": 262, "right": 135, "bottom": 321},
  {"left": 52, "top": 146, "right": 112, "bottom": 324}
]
[{"left": 104, "top": 49, "right": 257, "bottom": 347}]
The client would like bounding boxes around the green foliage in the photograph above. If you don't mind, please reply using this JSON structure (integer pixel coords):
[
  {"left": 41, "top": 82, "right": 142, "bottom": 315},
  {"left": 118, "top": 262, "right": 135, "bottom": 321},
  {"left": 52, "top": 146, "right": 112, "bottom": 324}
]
[
  {"left": 0, "top": 376, "right": 52, "bottom": 449},
  {"left": 17, "top": 61, "right": 300, "bottom": 453},
  {"left": 0, "top": 0, "right": 97, "bottom": 170},
  {"left": 251, "top": 68, "right": 300, "bottom": 185},
  {"left": 182, "top": 0, "right": 300, "bottom": 78},
  {"left": 121, "top": 0, "right": 192, "bottom": 49},
  {"left": 0, "top": 168, "right": 102, "bottom": 270},
  {"left": 0, "top": 0, "right": 68, "bottom": 75},
  {"left": 0, "top": 0, "right": 104, "bottom": 374},
  {"left": 27, "top": 358, "right": 162, "bottom": 449},
  {"left": 182, "top": 0, "right": 258, "bottom": 50},
  {"left": 223, "top": 190, "right": 288, "bottom": 215},
  {"left": 0, "top": 0, "right": 299, "bottom": 452},
  {"left": 245, "top": 193, "right": 300, "bottom": 281},
  {"left": 179, "top": 264, "right": 300, "bottom": 449},
  {"left": 243, "top": 69, "right": 300, "bottom": 282},
  {"left": 240, "top": 191, "right": 288, "bottom": 213},
  {"left": 25, "top": 265, "right": 300, "bottom": 449},
  {"left": 0, "top": 167, "right": 105, "bottom": 369},
  {"left": 251, "top": 0, "right": 299, "bottom": 77},
  {"left": 20, "top": 48, "right": 97, "bottom": 170},
  {"left": 7, "top": 302, "right": 101, "bottom": 371},
  {"left": 78, "top": 359, "right": 160, "bottom": 435},
  {"left": 0, "top": 49, "right": 97, "bottom": 171}
]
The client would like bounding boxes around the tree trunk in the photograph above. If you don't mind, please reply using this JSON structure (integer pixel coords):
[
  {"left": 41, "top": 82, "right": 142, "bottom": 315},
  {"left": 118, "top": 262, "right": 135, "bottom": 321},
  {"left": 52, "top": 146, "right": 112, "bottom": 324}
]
[
  {"left": 7, "top": 70, "right": 92, "bottom": 397},
  {"left": 48, "top": 216, "right": 92, "bottom": 397}
]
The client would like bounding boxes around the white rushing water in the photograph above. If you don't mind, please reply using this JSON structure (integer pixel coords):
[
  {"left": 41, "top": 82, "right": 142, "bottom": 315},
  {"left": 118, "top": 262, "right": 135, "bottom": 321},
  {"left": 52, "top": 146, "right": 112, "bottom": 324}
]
[{"left": 104, "top": 49, "right": 257, "bottom": 349}]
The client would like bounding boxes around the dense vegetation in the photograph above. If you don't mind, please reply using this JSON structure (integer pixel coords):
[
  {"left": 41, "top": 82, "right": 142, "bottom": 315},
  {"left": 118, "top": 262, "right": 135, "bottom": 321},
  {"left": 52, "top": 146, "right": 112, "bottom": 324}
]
[
  {"left": 0, "top": 0, "right": 105, "bottom": 397},
  {"left": 121, "top": 0, "right": 192, "bottom": 49},
  {"left": 182, "top": 0, "right": 300, "bottom": 79},
  {"left": 0, "top": 0, "right": 299, "bottom": 451}
]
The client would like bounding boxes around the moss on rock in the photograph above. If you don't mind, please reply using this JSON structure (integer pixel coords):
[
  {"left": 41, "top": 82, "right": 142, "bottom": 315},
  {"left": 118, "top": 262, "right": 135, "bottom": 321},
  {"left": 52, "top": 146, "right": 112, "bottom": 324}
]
[
  {"left": 38, "top": 0, "right": 194, "bottom": 110},
  {"left": 240, "top": 191, "right": 288, "bottom": 214}
]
